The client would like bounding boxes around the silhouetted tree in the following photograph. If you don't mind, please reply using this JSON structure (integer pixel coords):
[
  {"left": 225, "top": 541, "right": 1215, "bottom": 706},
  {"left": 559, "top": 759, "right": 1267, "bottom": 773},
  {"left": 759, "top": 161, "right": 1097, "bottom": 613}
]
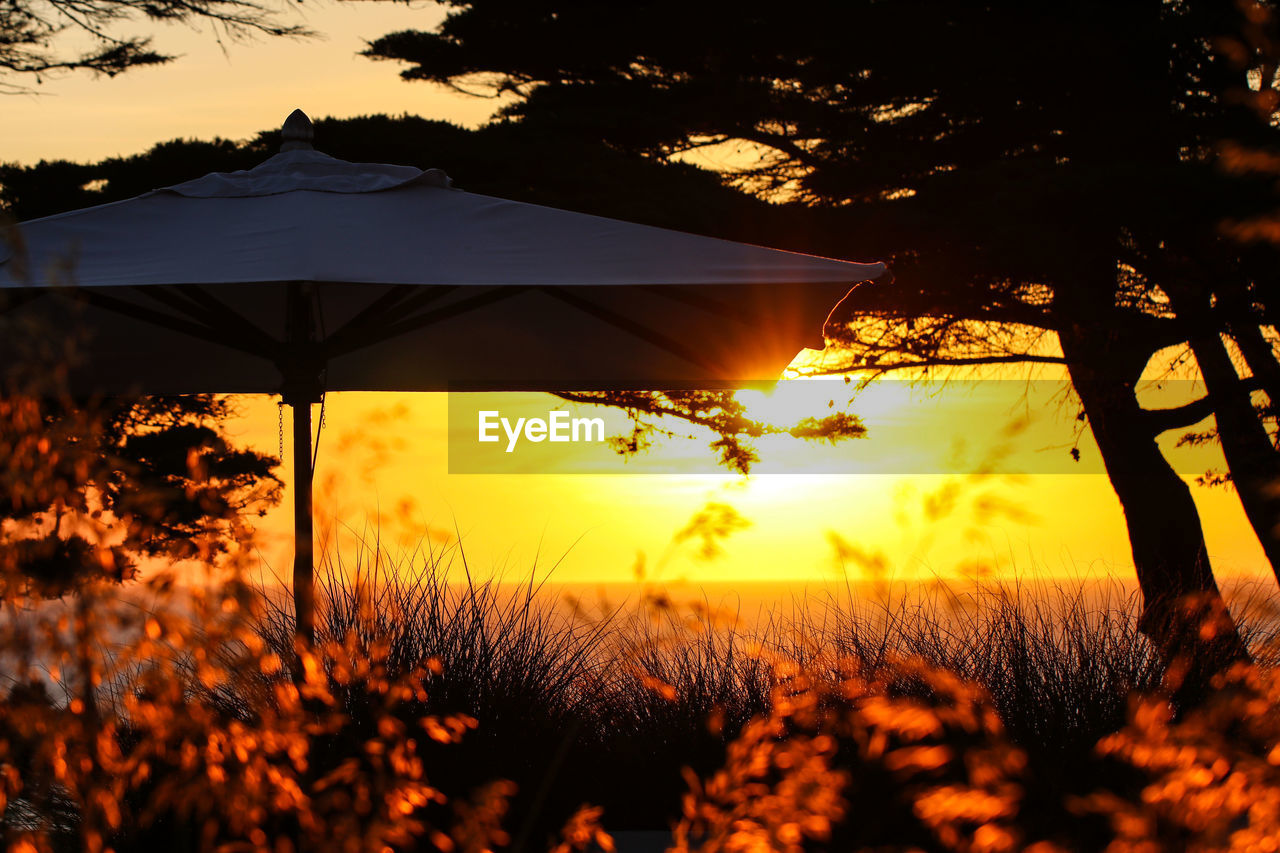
[
  {"left": 0, "top": 0, "right": 311, "bottom": 92},
  {"left": 0, "top": 389, "right": 281, "bottom": 597},
  {"left": 363, "top": 0, "right": 1280, "bottom": 680},
  {"left": 0, "top": 115, "right": 812, "bottom": 239}
]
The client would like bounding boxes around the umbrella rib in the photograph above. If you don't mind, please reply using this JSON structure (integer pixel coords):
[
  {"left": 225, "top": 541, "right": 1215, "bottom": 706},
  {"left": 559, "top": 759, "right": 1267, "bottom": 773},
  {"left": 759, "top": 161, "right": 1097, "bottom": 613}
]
[
  {"left": 325, "top": 286, "right": 529, "bottom": 359},
  {"left": 638, "top": 284, "right": 762, "bottom": 325},
  {"left": 0, "top": 289, "right": 49, "bottom": 315},
  {"left": 73, "top": 289, "right": 275, "bottom": 359},
  {"left": 130, "top": 286, "right": 278, "bottom": 356},
  {"left": 326, "top": 283, "right": 416, "bottom": 340},
  {"left": 174, "top": 286, "right": 280, "bottom": 352},
  {"left": 326, "top": 284, "right": 456, "bottom": 344},
  {"left": 128, "top": 285, "right": 216, "bottom": 328},
  {"left": 392, "top": 284, "right": 463, "bottom": 317},
  {"left": 537, "top": 286, "right": 725, "bottom": 375}
]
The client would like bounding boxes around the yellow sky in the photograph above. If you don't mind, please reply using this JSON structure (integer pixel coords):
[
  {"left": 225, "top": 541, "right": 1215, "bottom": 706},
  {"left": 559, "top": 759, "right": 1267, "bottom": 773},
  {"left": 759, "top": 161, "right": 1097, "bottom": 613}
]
[
  {"left": 8, "top": 5, "right": 1275, "bottom": 594},
  {"left": 221, "top": 377, "right": 1273, "bottom": 591}
]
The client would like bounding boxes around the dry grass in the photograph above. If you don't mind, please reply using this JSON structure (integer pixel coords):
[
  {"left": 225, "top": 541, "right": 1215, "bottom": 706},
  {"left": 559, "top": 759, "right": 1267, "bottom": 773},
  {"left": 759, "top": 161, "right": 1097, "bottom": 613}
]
[
  {"left": 6, "top": 528, "right": 1279, "bottom": 851},
  {"left": 238, "top": 540, "right": 1280, "bottom": 842}
]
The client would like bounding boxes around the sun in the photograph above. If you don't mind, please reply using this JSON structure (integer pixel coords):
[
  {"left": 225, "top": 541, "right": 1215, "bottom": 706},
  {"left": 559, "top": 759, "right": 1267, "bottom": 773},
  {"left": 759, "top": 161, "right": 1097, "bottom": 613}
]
[{"left": 733, "top": 373, "right": 917, "bottom": 435}]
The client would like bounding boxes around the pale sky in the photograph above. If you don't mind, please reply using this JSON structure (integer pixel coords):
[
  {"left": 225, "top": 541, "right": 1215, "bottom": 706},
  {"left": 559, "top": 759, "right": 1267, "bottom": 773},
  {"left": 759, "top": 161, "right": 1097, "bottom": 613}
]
[
  {"left": 7, "top": 4, "right": 1275, "bottom": 594},
  {"left": 4, "top": 1, "right": 493, "bottom": 165}
]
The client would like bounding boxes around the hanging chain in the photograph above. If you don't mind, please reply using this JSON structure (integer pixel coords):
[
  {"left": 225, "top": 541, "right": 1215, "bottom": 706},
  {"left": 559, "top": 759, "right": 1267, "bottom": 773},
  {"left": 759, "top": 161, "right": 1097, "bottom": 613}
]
[
  {"left": 311, "top": 391, "right": 327, "bottom": 471},
  {"left": 277, "top": 400, "right": 285, "bottom": 460},
  {"left": 318, "top": 368, "right": 328, "bottom": 431}
]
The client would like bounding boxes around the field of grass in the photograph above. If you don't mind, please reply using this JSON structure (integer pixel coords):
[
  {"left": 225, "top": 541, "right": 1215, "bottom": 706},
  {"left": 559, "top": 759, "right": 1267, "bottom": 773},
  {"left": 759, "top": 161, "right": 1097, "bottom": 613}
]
[
  {"left": 243, "top": 541, "right": 1280, "bottom": 850},
  {"left": 5, "top": 536, "right": 1280, "bottom": 852}
]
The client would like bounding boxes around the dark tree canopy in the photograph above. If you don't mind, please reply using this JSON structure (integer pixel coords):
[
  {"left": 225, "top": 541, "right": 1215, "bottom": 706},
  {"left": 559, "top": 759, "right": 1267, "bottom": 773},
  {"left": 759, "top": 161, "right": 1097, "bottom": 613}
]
[
  {"left": 363, "top": 1, "right": 1276, "bottom": 283},
  {"left": 364, "top": 1, "right": 1280, "bottom": 684},
  {"left": 0, "top": 0, "right": 311, "bottom": 92},
  {"left": 361, "top": 0, "right": 1276, "bottom": 433}
]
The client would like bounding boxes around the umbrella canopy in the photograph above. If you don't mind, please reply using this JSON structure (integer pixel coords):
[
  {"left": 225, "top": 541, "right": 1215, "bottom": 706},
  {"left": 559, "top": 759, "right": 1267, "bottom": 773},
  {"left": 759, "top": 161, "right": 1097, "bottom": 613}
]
[
  {"left": 0, "top": 110, "right": 888, "bottom": 643},
  {"left": 2, "top": 113, "right": 886, "bottom": 395}
]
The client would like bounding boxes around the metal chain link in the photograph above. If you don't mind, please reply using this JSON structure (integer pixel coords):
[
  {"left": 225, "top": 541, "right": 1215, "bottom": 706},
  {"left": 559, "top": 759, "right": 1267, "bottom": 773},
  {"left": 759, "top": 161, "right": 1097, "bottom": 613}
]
[{"left": 277, "top": 400, "right": 285, "bottom": 460}]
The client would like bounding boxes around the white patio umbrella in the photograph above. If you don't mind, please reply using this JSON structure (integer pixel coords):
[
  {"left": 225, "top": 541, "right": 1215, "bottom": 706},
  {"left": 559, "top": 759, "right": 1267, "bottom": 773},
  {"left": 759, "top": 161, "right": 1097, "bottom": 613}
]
[{"left": 0, "top": 110, "right": 888, "bottom": 642}]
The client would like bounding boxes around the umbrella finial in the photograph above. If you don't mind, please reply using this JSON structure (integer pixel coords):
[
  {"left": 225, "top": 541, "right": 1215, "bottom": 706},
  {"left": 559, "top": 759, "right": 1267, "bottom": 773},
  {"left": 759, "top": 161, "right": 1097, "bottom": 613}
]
[{"left": 281, "top": 109, "right": 314, "bottom": 152}]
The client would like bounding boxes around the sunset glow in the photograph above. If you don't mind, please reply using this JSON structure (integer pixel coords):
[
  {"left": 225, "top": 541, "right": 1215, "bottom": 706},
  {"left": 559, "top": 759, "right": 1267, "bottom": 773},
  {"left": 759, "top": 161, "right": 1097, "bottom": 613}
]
[
  {"left": 220, "top": 373, "right": 1271, "bottom": 591},
  {"left": 7, "top": 16, "right": 1273, "bottom": 598},
  {"left": 9, "top": 5, "right": 1280, "bottom": 851}
]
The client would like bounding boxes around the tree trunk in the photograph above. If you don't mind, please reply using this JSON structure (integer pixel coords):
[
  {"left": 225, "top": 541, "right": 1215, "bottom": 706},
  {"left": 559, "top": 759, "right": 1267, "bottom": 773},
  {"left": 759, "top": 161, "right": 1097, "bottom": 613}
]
[
  {"left": 1168, "top": 284, "right": 1280, "bottom": 586},
  {"left": 1058, "top": 321, "right": 1248, "bottom": 695},
  {"left": 1227, "top": 319, "right": 1280, "bottom": 412}
]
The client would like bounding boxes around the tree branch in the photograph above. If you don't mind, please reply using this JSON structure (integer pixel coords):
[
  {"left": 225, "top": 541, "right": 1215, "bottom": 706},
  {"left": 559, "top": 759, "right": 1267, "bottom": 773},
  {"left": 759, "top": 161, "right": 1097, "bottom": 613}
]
[{"left": 1142, "top": 375, "right": 1266, "bottom": 433}]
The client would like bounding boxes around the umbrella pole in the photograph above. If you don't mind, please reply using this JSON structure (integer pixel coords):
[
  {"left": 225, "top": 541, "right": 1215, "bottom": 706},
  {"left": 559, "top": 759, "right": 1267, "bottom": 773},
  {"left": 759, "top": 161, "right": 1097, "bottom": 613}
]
[
  {"left": 291, "top": 397, "right": 315, "bottom": 648},
  {"left": 283, "top": 280, "right": 322, "bottom": 653}
]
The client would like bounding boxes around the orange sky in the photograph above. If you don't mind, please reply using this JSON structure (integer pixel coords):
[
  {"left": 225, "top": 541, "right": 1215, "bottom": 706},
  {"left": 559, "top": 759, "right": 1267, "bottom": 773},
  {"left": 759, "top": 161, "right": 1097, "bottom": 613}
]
[{"left": 8, "top": 5, "right": 1275, "bottom": 594}]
